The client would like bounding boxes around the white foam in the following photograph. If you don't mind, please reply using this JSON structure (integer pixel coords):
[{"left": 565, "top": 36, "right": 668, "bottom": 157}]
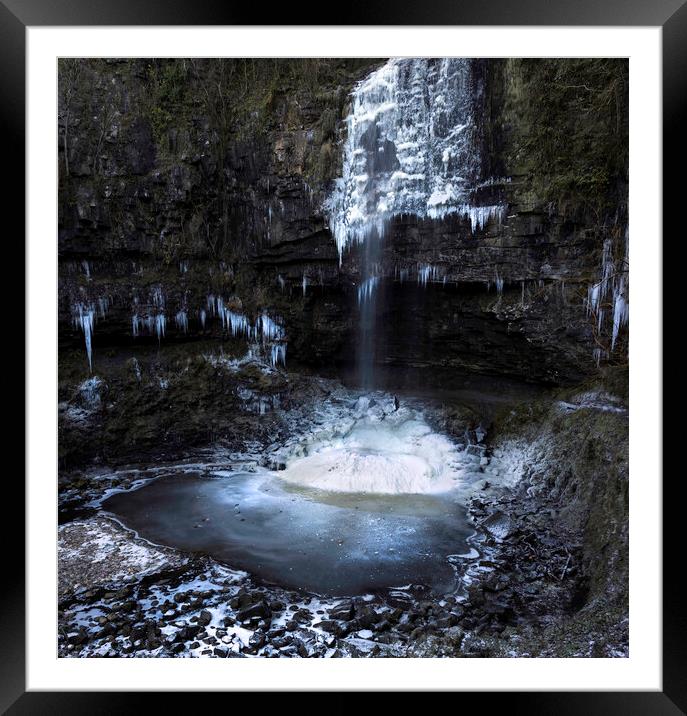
[{"left": 279, "top": 405, "right": 470, "bottom": 495}]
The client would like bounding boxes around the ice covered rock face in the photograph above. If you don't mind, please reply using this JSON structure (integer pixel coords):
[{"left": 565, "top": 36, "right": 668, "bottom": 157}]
[{"left": 327, "top": 58, "right": 505, "bottom": 261}]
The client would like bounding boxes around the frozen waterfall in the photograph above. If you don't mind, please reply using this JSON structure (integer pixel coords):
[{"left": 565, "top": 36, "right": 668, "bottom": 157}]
[
  {"left": 326, "top": 58, "right": 507, "bottom": 389},
  {"left": 326, "top": 58, "right": 505, "bottom": 261}
]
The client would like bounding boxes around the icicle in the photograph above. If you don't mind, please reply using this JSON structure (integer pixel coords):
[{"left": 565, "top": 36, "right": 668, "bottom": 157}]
[
  {"left": 97, "top": 296, "right": 109, "bottom": 318},
  {"left": 151, "top": 287, "right": 165, "bottom": 309},
  {"left": 226, "top": 310, "right": 251, "bottom": 338},
  {"left": 73, "top": 303, "right": 95, "bottom": 371},
  {"left": 417, "top": 265, "right": 433, "bottom": 287},
  {"left": 175, "top": 310, "right": 188, "bottom": 333},
  {"left": 302, "top": 274, "right": 308, "bottom": 296},
  {"left": 154, "top": 314, "right": 166, "bottom": 342},
  {"left": 592, "top": 347, "right": 607, "bottom": 367},
  {"left": 587, "top": 283, "right": 600, "bottom": 316},
  {"left": 611, "top": 276, "right": 629, "bottom": 351},
  {"left": 588, "top": 228, "right": 627, "bottom": 359},
  {"left": 256, "top": 313, "right": 284, "bottom": 343},
  {"left": 255, "top": 313, "right": 287, "bottom": 367},
  {"left": 199, "top": 309, "right": 206, "bottom": 329},
  {"left": 271, "top": 343, "right": 287, "bottom": 367},
  {"left": 495, "top": 269, "right": 504, "bottom": 295}
]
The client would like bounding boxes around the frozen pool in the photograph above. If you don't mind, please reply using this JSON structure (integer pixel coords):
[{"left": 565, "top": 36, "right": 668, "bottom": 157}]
[{"left": 104, "top": 399, "right": 483, "bottom": 596}]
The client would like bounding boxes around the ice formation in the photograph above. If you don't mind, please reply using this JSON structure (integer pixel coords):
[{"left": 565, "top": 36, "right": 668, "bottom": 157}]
[
  {"left": 226, "top": 310, "right": 251, "bottom": 339},
  {"left": 72, "top": 302, "right": 96, "bottom": 371},
  {"left": 151, "top": 286, "right": 165, "bottom": 309},
  {"left": 216, "top": 298, "right": 226, "bottom": 327},
  {"left": 154, "top": 314, "right": 166, "bottom": 341},
  {"left": 251, "top": 313, "right": 286, "bottom": 367},
  {"left": 271, "top": 343, "right": 287, "bottom": 367},
  {"left": 132, "top": 313, "right": 166, "bottom": 341},
  {"left": 611, "top": 277, "right": 628, "bottom": 351},
  {"left": 586, "top": 228, "right": 629, "bottom": 359},
  {"left": 279, "top": 401, "right": 473, "bottom": 495},
  {"left": 494, "top": 269, "right": 504, "bottom": 295},
  {"left": 326, "top": 58, "right": 507, "bottom": 261},
  {"left": 129, "top": 287, "right": 289, "bottom": 367},
  {"left": 175, "top": 310, "right": 188, "bottom": 333},
  {"left": 255, "top": 313, "right": 284, "bottom": 343},
  {"left": 417, "top": 264, "right": 443, "bottom": 287},
  {"left": 128, "top": 289, "right": 167, "bottom": 342},
  {"left": 97, "top": 296, "right": 109, "bottom": 318}
]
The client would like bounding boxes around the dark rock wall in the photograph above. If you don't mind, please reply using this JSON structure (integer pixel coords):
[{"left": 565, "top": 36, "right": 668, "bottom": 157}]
[
  {"left": 58, "top": 58, "right": 628, "bottom": 386},
  {"left": 491, "top": 370, "right": 629, "bottom": 614}
]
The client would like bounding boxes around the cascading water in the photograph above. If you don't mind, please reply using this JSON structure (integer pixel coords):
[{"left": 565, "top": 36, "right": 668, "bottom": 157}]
[
  {"left": 327, "top": 58, "right": 504, "bottom": 389},
  {"left": 357, "top": 236, "right": 381, "bottom": 390}
]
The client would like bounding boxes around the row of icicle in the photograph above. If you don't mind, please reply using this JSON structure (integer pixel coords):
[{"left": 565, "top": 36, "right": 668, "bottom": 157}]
[{"left": 71, "top": 291, "right": 286, "bottom": 373}]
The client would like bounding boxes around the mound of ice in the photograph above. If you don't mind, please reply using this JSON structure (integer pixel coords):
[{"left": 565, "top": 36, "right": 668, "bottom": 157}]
[{"left": 279, "top": 404, "right": 468, "bottom": 495}]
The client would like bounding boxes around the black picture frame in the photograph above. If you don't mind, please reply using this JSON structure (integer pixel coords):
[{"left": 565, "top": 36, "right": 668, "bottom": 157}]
[{"left": 4, "top": 1, "right": 675, "bottom": 712}]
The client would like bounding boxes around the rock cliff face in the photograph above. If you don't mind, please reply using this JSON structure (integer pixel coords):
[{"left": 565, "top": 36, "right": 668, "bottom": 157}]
[{"left": 58, "top": 58, "right": 628, "bottom": 387}]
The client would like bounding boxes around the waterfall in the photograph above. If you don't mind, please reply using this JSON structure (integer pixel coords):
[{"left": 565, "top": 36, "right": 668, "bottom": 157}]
[
  {"left": 327, "top": 58, "right": 503, "bottom": 260},
  {"left": 327, "top": 58, "right": 504, "bottom": 388}
]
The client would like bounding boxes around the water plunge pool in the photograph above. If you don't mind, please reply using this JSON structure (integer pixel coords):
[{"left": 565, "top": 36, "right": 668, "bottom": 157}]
[
  {"left": 103, "top": 399, "right": 482, "bottom": 596},
  {"left": 104, "top": 470, "right": 474, "bottom": 596}
]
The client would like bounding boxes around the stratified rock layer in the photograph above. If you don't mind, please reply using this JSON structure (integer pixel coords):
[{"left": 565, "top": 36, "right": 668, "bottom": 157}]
[{"left": 58, "top": 58, "right": 628, "bottom": 386}]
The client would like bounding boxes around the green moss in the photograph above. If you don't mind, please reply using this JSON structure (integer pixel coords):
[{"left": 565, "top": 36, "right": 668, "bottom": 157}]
[{"left": 502, "top": 59, "right": 628, "bottom": 218}]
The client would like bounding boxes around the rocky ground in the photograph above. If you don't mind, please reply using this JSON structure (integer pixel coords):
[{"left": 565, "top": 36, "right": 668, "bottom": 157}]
[{"left": 58, "top": 356, "right": 628, "bottom": 658}]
